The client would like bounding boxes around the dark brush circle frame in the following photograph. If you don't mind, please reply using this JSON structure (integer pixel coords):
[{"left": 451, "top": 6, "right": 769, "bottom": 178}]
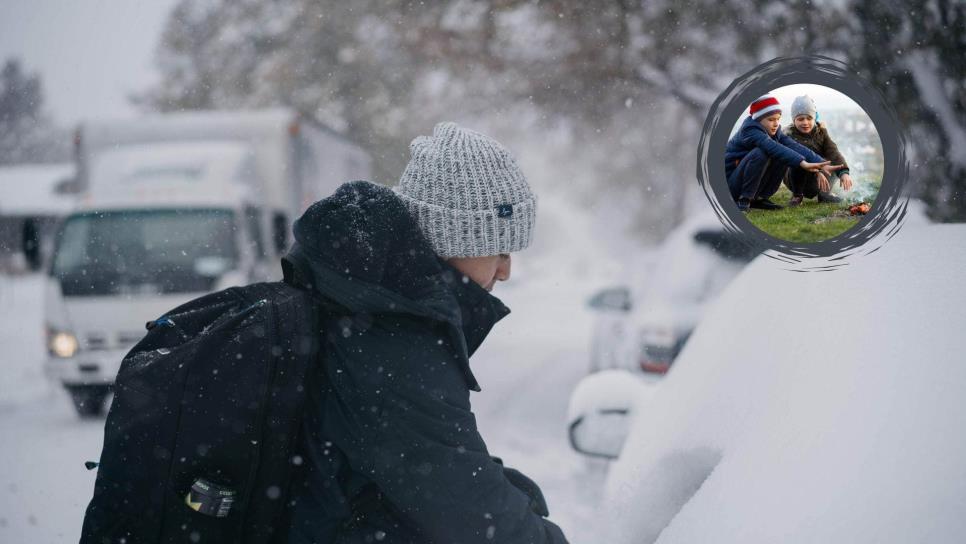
[{"left": 696, "top": 56, "right": 910, "bottom": 271}]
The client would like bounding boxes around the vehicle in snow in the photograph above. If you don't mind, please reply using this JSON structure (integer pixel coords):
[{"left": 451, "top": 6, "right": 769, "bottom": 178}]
[
  {"left": 585, "top": 211, "right": 757, "bottom": 376},
  {"left": 44, "top": 109, "right": 371, "bottom": 417},
  {"left": 0, "top": 163, "right": 76, "bottom": 273},
  {"left": 568, "top": 223, "right": 966, "bottom": 543}
]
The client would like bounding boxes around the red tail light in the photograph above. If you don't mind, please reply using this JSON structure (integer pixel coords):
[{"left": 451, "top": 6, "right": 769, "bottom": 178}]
[{"left": 640, "top": 360, "right": 671, "bottom": 374}]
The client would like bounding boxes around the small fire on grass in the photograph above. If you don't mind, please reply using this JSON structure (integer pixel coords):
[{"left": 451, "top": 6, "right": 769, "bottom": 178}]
[{"left": 848, "top": 202, "right": 871, "bottom": 216}]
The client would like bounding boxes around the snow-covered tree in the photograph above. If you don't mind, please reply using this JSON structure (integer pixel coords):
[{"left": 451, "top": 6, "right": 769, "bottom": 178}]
[
  {"left": 851, "top": 0, "right": 965, "bottom": 222},
  {"left": 143, "top": 0, "right": 961, "bottom": 237},
  {"left": 0, "top": 58, "right": 67, "bottom": 165},
  {"left": 139, "top": 1, "right": 427, "bottom": 184}
]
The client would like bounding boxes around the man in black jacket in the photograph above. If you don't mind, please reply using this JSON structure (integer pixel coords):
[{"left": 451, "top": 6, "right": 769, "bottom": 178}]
[{"left": 284, "top": 122, "right": 568, "bottom": 543}]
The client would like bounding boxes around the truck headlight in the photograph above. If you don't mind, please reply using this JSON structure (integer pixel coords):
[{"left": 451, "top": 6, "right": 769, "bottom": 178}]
[{"left": 48, "top": 329, "right": 79, "bottom": 358}]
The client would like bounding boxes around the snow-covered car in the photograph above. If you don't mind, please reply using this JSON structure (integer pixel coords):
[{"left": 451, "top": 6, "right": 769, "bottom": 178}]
[
  {"left": 569, "top": 223, "right": 966, "bottom": 543},
  {"left": 586, "top": 211, "right": 757, "bottom": 375}
]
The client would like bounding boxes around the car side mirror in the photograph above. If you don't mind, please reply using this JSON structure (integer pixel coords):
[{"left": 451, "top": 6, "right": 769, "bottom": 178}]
[
  {"left": 587, "top": 286, "right": 632, "bottom": 312},
  {"left": 569, "top": 409, "right": 631, "bottom": 459},
  {"left": 567, "top": 370, "right": 647, "bottom": 459},
  {"left": 22, "top": 218, "right": 41, "bottom": 271}
]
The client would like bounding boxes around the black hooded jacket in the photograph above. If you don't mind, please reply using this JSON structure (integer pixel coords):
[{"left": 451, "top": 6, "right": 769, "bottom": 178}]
[{"left": 282, "top": 181, "right": 568, "bottom": 544}]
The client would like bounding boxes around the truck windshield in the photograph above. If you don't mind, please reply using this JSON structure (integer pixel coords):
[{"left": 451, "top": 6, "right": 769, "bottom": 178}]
[{"left": 51, "top": 209, "right": 238, "bottom": 296}]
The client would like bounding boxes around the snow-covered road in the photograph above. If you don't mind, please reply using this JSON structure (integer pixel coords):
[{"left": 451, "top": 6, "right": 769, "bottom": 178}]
[
  {"left": 472, "top": 276, "right": 610, "bottom": 542},
  {"left": 0, "top": 275, "right": 105, "bottom": 542},
  {"left": 0, "top": 273, "right": 608, "bottom": 543}
]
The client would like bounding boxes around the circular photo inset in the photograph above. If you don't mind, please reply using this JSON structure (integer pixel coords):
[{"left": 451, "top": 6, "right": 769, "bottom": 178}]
[{"left": 725, "top": 85, "right": 883, "bottom": 244}]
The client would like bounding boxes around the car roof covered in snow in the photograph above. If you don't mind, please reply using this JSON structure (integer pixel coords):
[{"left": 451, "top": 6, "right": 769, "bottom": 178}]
[
  {"left": 603, "top": 223, "right": 966, "bottom": 543},
  {"left": 0, "top": 163, "right": 76, "bottom": 216},
  {"left": 631, "top": 208, "right": 748, "bottom": 324}
]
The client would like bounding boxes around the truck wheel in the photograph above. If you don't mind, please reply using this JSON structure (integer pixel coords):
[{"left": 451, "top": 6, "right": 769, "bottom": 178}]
[{"left": 67, "top": 385, "right": 110, "bottom": 418}]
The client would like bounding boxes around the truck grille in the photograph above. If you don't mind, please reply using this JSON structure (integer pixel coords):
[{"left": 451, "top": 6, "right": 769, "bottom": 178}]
[
  {"left": 118, "top": 331, "right": 146, "bottom": 346},
  {"left": 84, "top": 333, "right": 108, "bottom": 351}
]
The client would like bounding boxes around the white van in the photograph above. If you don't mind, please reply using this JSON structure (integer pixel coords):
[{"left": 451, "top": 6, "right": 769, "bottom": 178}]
[{"left": 44, "top": 110, "right": 371, "bottom": 416}]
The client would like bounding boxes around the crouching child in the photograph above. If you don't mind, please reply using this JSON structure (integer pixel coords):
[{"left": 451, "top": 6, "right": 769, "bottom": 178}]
[{"left": 783, "top": 95, "right": 854, "bottom": 206}]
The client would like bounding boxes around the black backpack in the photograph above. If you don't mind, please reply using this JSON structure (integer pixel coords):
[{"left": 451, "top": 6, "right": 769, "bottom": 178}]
[{"left": 80, "top": 281, "right": 322, "bottom": 544}]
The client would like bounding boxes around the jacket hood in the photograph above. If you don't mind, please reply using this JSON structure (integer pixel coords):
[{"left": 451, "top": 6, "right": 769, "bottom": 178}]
[{"left": 282, "top": 181, "right": 511, "bottom": 391}]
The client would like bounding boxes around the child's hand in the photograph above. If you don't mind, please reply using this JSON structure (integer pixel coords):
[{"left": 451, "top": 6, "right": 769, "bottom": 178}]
[
  {"left": 821, "top": 163, "right": 846, "bottom": 177},
  {"left": 840, "top": 173, "right": 853, "bottom": 191},
  {"left": 800, "top": 159, "right": 831, "bottom": 173},
  {"left": 816, "top": 172, "right": 831, "bottom": 193},
  {"left": 799, "top": 160, "right": 847, "bottom": 179}
]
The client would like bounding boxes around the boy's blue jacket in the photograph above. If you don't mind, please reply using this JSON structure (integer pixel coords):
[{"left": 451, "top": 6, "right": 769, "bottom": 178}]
[{"left": 725, "top": 116, "right": 825, "bottom": 179}]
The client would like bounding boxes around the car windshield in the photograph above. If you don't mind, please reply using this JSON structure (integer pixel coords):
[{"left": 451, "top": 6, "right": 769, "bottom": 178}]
[{"left": 51, "top": 208, "right": 238, "bottom": 296}]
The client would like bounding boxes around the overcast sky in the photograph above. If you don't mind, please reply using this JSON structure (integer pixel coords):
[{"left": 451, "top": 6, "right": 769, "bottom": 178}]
[{"left": 0, "top": 0, "right": 179, "bottom": 127}]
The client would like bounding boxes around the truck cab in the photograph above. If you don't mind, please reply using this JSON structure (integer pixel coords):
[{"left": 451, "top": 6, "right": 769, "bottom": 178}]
[
  {"left": 44, "top": 141, "right": 272, "bottom": 416},
  {"left": 45, "top": 109, "right": 371, "bottom": 417}
]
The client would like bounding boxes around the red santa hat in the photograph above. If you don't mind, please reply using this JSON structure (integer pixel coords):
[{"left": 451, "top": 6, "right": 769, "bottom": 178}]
[{"left": 749, "top": 94, "right": 782, "bottom": 120}]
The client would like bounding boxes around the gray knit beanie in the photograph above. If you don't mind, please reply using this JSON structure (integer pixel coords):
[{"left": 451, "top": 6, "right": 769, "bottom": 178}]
[
  {"left": 394, "top": 122, "right": 536, "bottom": 258},
  {"left": 791, "top": 95, "right": 817, "bottom": 118}
]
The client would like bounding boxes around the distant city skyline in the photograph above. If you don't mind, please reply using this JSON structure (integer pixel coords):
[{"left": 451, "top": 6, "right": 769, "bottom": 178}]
[{"left": 0, "top": 0, "right": 179, "bottom": 127}]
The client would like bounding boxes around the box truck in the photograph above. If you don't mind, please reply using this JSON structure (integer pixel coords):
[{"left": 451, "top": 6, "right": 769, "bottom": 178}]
[{"left": 44, "top": 109, "right": 371, "bottom": 416}]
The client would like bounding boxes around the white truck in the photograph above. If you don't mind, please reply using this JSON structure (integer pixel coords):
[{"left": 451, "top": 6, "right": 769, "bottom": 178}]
[{"left": 44, "top": 109, "right": 371, "bottom": 416}]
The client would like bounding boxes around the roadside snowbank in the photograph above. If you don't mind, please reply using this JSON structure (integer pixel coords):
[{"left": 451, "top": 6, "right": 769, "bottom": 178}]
[{"left": 0, "top": 274, "right": 50, "bottom": 405}]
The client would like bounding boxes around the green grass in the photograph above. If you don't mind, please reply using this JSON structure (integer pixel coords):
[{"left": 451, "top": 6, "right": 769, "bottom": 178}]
[{"left": 745, "top": 185, "right": 870, "bottom": 244}]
